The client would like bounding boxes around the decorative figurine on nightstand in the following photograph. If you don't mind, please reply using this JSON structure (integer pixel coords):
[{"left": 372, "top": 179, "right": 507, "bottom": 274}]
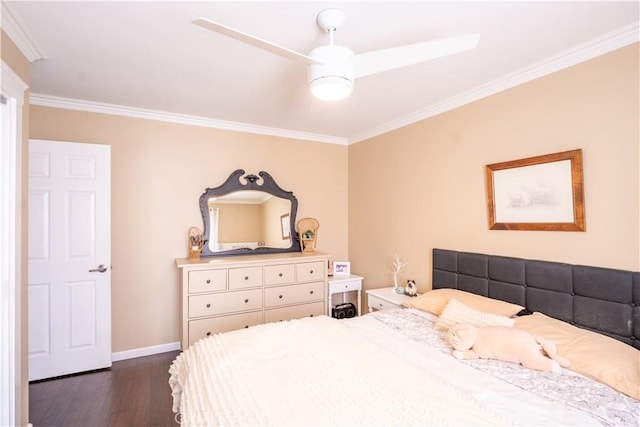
[
  {"left": 405, "top": 279, "right": 418, "bottom": 297},
  {"left": 296, "top": 217, "right": 319, "bottom": 253},
  {"left": 389, "top": 253, "right": 408, "bottom": 293}
]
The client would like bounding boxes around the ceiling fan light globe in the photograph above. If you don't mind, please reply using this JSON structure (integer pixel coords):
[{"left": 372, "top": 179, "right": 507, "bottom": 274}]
[
  {"left": 308, "top": 45, "right": 355, "bottom": 101},
  {"left": 310, "top": 76, "right": 353, "bottom": 101}
]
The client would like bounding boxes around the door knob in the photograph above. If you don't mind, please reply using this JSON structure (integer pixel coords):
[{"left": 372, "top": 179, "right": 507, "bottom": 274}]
[{"left": 89, "top": 264, "right": 108, "bottom": 273}]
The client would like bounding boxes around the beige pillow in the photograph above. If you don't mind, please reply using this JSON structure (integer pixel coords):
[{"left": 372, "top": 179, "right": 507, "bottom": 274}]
[
  {"left": 403, "top": 288, "right": 524, "bottom": 317},
  {"left": 515, "top": 312, "right": 640, "bottom": 400},
  {"left": 435, "top": 298, "right": 516, "bottom": 331}
]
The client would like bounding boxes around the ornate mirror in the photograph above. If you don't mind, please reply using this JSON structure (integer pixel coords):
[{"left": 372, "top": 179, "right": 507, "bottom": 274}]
[{"left": 200, "top": 170, "right": 301, "bottom": 257}]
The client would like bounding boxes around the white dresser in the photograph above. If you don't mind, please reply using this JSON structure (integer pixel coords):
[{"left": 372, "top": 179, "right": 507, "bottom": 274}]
[{"left": 176, "top": 252, "right": 330, "bottom": 349}]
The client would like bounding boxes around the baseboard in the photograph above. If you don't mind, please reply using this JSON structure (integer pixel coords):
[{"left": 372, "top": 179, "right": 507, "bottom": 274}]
[{"left": 111, "top": 341, "right": 181, "bottom": 362}]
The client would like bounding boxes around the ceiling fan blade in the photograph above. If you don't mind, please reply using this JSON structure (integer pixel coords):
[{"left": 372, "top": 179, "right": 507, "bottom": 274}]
[
  {"left": 193, "top": 18, "right": 320, "bottom": 63},
  {"left": 354, "top": 33, "right": 479, "bottom": 78}
]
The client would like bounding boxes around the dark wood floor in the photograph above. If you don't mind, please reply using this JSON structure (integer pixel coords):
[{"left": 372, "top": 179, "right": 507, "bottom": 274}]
[{"left": 29, "top": 350, "right": 180, "bottom": 427}]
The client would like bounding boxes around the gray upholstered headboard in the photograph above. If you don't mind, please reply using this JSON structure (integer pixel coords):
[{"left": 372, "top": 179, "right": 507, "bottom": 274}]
[{"left": 432, "top": 248, "right": 640, "bottom": 349}]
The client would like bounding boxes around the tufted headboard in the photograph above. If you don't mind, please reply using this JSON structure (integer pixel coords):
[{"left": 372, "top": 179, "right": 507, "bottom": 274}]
[{"left": 432, "top": 248, "right": 640, "bottom": 349}]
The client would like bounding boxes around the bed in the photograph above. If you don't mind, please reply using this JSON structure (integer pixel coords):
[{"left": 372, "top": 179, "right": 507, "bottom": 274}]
[{"left": 169, "top": 248, "right": 640, "bottom": 426}]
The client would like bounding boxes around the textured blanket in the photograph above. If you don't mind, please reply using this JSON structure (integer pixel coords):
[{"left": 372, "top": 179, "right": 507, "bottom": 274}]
[{"left": 169, "top": 314, "right": 603, "bottom": 426}]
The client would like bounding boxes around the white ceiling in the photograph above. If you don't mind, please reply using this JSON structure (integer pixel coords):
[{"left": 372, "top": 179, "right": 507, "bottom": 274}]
[{"left": 3, "top": 1, "right": 639, "bottom": 144}]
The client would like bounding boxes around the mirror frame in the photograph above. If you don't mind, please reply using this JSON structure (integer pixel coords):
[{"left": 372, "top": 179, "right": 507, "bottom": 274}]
[{"left": 199, "top": 169, "right": 301, "bottom": 257}]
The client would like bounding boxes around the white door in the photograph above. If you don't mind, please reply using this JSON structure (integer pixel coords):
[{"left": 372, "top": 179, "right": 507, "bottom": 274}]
[{"left": 28, "top": 139, "right": 111, "bottom": 381}]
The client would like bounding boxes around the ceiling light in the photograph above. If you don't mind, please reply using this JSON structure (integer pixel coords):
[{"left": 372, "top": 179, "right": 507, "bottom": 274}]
[
  {"left": 307, "top": 44, "right": 355, "bottom": 101},
  {"left": 310, "top": 76, "right": 353, "bottom": 101}
]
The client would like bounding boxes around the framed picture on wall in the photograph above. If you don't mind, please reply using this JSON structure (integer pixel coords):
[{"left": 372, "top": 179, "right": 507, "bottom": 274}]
[{"left": 485, "top": 149, "right": 585, "bottom": 231}]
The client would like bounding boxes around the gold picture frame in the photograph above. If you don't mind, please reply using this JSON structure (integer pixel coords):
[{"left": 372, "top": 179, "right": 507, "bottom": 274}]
[{"left": 485, "top": 149, "right": 585, "bottom": 231}]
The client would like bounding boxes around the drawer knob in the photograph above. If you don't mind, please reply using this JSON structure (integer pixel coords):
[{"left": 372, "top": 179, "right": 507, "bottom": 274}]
[
  {"left": 244, "top": 325, "right": 249, "bottom": 329},
  {"left": 206, "top": 279, "right": 211, "bottom": 284},
  {"left": 206, "top": 332, "right": 211, "bottom": 336},
  {"left": 244, "top": 298, "right": 249, "bottom": 303},
  {"left": 244, "top": 276, "right": 249, "bottom": 280},
  {"left": 206, "top": 303, "right": 211, "bottom": 308},
  {"left": 310, "top": 314, "right": 314, "bottom": 317},
  {"left": 278, "top": 272, "right": 283, "bottom": 277},
  {"left": 279, "top": 294, "right": 283, "bottom": 299},
  {"left": 309, "top": 290, "right": 314, "bottom": 295},
  {"left": 309, "top": 270, "right": 314, "bottom": 274}
]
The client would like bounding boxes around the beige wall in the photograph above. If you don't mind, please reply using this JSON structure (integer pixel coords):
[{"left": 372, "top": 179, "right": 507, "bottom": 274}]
[
  {"left": 29, "top": 108, "right": 349, "bottom": 351},
  {"left": 2, "top": 29, "right": 31, "bottom": 427},
  {"left": 349, "top": 43, "right": 639, "bottom": 297},
  {"left": 2, "top": 29, "right": 29, "bottom": 81},
  {"left": 213, "top": 203, "right": 263, "bottom": 243}
]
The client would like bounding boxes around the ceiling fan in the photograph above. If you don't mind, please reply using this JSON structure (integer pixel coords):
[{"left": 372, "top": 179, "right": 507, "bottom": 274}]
[{"left": 193, "top": 9, "right": 479, "bottom": 101}]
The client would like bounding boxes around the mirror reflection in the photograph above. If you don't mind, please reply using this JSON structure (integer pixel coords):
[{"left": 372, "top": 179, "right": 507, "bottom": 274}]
[
  {"left": 199, "top": 170, "right": 301, "bottom": 257},
  {"left": 207, "top": 191, "right": 292, "bottom": 252}
]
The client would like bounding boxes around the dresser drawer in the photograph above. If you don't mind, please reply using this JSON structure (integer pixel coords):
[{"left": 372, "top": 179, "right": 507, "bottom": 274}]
[
  {"left": 188, "top": 311, "right": 263, "bottom": 346},
  {"left": 296, "top": 261, "right": 325, "bottom": 282},
  {"left": 228, "top": 266, "right": 262, "bottom": 289},
  {"left": 188, "top": 269, "right": 227, "bottom": 293},
  {"left": 264, "top": 263, "right": 295, "bottom": 286},
  {"left": 264, "top": 281, "right": 324, "bottom": 308},
  {"left": 328, "top": 277, "right": 362, "bottom": 294},
  {"left": 189, "top": 289, "right": 262, "bottom": 318},
  {"left": 264, "top": 301, "right": 325, "bottom": 323},
  {"left": 368, "top": 294, "right": 401, "bottom": 311}
]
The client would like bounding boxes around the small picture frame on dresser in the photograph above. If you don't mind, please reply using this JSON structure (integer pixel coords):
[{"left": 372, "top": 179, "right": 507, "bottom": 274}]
[{"left": 333, "top": 261, "right": 350, "bottom": 276}]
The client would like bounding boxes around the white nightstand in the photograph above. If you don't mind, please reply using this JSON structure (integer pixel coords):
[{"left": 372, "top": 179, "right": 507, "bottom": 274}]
[
  {"left": 366, "top": 287, "right": 415, "bottom": 312},
  {"left": 328, "top": 274, "right": 363, "bottom": 316}
]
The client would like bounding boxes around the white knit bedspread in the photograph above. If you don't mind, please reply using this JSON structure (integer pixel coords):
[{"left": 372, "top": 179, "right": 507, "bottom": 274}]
[{"left": 169, "top": 314, "right": 605, "bottom": 426}]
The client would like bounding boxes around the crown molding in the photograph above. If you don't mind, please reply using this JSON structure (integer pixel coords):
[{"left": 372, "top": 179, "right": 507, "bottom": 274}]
[
  {"left": 349, "top": 21, "right": 640, "bottom": 144},
  {"left": 1, "top": 2, "right": 46, "bottom": 62},
  {"left": 29, "top": 94, "right": 349, "bottom": 145}
]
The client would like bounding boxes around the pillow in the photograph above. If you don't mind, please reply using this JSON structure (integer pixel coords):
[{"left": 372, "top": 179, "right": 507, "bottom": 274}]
[
  {"left": 515, "top": 312, "right": 640, "bottom": 400},
  {"left": 403, "top": 288, "right": 524, "bottom": 317},
  {"left": 435, "top": 298, "right": 516, "bottom": 331}
]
